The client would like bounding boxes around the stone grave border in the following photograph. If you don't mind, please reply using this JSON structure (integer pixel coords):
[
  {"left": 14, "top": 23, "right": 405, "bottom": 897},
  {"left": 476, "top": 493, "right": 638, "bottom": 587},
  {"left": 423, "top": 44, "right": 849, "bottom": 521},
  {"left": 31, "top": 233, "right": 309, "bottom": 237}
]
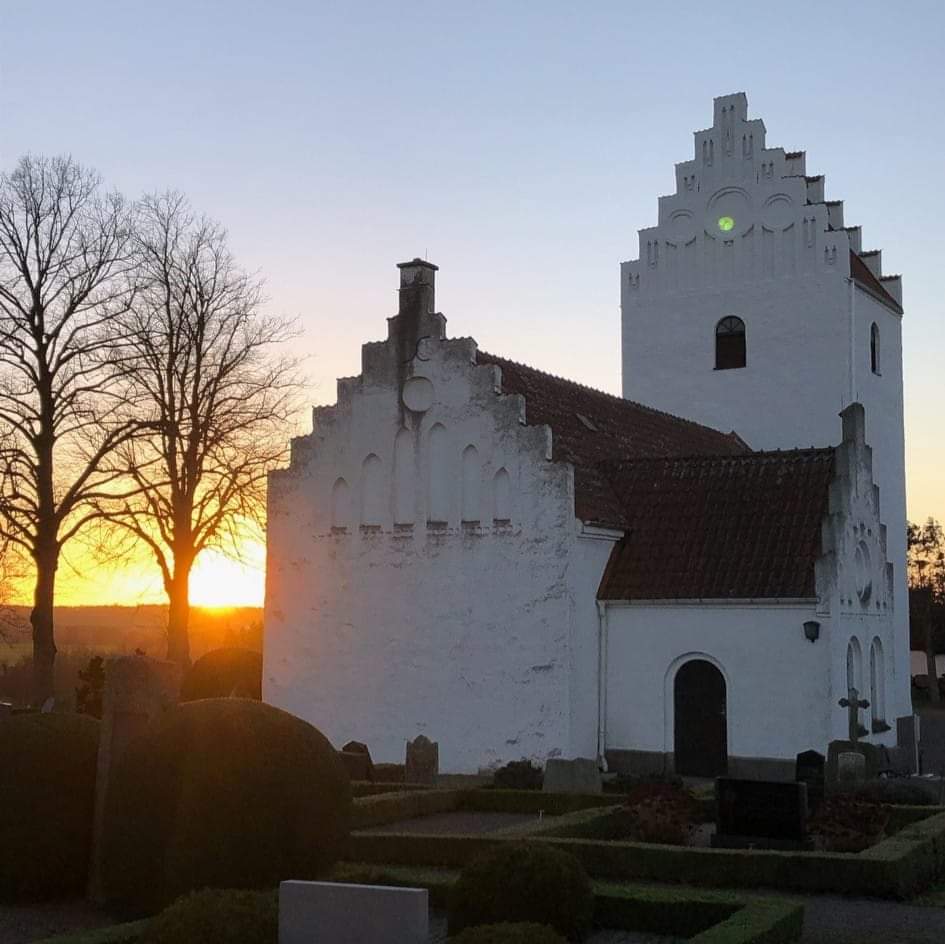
[{"left": 347, "top": 788, "right": 945, "bottom": 900}]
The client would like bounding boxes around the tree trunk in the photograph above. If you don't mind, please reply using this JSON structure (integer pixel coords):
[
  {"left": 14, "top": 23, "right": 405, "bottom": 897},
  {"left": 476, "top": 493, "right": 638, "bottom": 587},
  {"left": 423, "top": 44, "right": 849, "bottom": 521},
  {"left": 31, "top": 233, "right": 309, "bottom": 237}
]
[
  {"left": 166, "top": 567, "right": 192, "bottom": 669},
  {"left": 30, "top": 539, "right": 58, "bottom": 707}
]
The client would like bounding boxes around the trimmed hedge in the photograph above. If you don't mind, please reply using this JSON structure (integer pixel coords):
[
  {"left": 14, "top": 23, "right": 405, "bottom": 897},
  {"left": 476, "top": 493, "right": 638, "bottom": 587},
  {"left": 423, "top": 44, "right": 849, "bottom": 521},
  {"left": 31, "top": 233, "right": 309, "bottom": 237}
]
[
  {"left": 448, "top": 844, "right": 594, "bottom": 941},
  {"left": 450, "top": 924, "right": 567, "bottom": 944},
  {"left": 0, "top": 712, "right": 101, "bottom": 900},
  {"left": 180, "top": 647, "right": 262, "bottom": 701},
  {"left": 351, "top": 787, "right": 460, "bottom": 829},
  {"left": 141, "top": 888, "right": 277, "bottom": 944},
  {"left": 348, "top": 806, "right": 945, "bottom": 900},
  {"left": 459, "top": 789, "right": 621, "bottom": 816},
  {"left": 33, "top": 923, "right": 149, "bottom": 944},
  {"left": 330, "top": 863, "right": 803, "bottom": 944},
  {"left": 101, "top": 699, "right": 351, "bottom": 913}
]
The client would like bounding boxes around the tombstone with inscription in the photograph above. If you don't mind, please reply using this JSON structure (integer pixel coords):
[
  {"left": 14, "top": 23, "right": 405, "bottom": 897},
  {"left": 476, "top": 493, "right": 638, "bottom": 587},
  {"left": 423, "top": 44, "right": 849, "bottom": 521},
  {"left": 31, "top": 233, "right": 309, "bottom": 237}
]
[
  {"left": 404, "top": 735, "right": 438, "bottom": 785},
  {"left": 795, "top": 750, "right": 825, "bottom": 812},
  {"left": 712, "top": 777, "right": 809, "bottom": 850},
  {"left": 837, "top": 751, "right": 866, "bottom": 789}
]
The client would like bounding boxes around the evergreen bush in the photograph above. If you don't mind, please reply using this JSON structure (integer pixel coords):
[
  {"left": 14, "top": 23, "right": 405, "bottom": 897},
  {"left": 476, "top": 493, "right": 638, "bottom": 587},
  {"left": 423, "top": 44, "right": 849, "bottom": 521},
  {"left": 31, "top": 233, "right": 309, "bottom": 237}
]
[
  {"left": 141, "top": 888, "right": 277, "bottom": 944},
  {"left": 101, "top": 698, "right": 350, "bottom": 913},
  {"left": 450, "top": 922, "right": 568, "bottom": 944},
  {"left": 448, "top": 844, "right": 594, "bottom": 941},
  {"left": 0, "top": 712, "right": 100, "bottom": 900},
  {"left": 180, "top": 647, "right": 262, "bottom": 701},
  {"left": 493, "top": 759, "right": 543, "bottom": 791}
]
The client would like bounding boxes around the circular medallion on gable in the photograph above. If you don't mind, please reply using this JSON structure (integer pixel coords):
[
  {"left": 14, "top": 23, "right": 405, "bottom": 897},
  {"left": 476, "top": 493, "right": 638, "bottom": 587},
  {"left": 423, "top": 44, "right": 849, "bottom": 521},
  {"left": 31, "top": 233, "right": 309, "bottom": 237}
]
[
  {"left": 762, "top": 194, "right": 795, "bottom": 230},
  {"left": 854, "top": 541, "right": 872, "bottom": 604},
  {"left": 704, "top": 187, "right": 751, "bottom": 236},
  {"left": 402, "top": 376, "right": 435, "bottom": 413}
]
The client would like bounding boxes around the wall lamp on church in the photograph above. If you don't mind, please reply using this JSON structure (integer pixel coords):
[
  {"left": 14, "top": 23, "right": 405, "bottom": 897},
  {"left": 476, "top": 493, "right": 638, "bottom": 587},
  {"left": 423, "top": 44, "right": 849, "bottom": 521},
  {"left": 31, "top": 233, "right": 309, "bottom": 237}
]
[{"left": 803, "top": 620, "right": 821, "bottom": 643}]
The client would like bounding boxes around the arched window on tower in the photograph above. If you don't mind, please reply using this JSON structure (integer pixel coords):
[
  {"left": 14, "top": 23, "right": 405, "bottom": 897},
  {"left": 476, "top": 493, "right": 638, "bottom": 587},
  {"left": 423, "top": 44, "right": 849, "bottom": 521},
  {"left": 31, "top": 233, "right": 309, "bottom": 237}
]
[
  {"left": 715, "top": 317, "right": 746, "bottom": 370},
  {"left": 870, "top": 638, "right": 887, "bottom": 730},
  {"left": 870, "top": 322, "right": 880, "bottom": 375}
]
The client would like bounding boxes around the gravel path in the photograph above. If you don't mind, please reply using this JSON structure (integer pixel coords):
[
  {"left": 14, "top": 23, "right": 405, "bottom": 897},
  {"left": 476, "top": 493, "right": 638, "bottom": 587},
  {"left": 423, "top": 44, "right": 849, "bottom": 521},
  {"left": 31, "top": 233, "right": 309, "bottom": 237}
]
[
  {"left": 0, "top": 900, "right": 115, "bottom": 944},
  {"left": 799, "top": 894, "right": 945, "bottom": 943},
  {"left": 365, "top": 811, "right": 539, "bottom": 835}
]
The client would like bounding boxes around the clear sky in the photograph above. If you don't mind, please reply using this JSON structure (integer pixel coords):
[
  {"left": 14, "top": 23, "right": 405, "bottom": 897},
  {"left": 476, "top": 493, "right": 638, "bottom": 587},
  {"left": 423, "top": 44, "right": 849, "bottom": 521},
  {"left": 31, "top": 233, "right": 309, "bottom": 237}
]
[{"left": 1, "top": 1, "right": 943, "bottom": 605}]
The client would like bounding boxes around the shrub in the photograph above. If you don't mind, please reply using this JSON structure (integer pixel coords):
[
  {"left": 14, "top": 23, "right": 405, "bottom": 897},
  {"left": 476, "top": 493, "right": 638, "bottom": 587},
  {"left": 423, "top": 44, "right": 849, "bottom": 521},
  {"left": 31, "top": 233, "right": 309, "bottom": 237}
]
[
  {"left": 450, "top": 922, "right": 568, "bottom": 944},
  {"left": 493, "top": 759, "right": 543, "bottom": 791},
  {"left": 859, "top": 779, "right": 936, "bottom": 806},
  {"left": 142, "top": 888, "right": 277, "bottom": 944},
  {"left": 622, "top": 793, "right": 697, "bottom": 845},
  {"left": 180, "top": 647, "right": 262, "bottom": 701},
  {"left": 0, "top": 712, "right": 100, "bottom": 900},
  {"left": 809, "top": 794, "right": 891, "bottom": 852},
  {"left": 448, "top": 844, "right": 593, "bottom": 941},
  {"left": 101, "top": 698, "right": 351, "bottom": 913}
]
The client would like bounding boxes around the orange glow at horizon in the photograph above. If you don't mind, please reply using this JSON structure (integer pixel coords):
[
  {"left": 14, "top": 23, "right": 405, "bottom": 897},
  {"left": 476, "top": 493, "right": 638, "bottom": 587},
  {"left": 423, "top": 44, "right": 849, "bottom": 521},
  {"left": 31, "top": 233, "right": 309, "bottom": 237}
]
[{"left": 9, "top": 541, "right": 266, "bottom": 609}]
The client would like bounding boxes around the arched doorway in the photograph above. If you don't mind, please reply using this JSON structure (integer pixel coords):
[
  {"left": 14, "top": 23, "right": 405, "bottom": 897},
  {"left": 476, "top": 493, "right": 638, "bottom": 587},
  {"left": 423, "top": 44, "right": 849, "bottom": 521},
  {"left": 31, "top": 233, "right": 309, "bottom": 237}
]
[{"left": 674, "top": 659, "right": 728, "bottom": 776}]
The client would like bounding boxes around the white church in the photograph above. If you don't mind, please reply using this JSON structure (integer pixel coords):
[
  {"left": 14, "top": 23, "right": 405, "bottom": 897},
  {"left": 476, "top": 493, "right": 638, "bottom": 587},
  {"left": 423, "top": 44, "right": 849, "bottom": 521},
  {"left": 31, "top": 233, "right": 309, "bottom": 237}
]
[{"left": 263, "top": 93, "right": 910, "bottom": 779}]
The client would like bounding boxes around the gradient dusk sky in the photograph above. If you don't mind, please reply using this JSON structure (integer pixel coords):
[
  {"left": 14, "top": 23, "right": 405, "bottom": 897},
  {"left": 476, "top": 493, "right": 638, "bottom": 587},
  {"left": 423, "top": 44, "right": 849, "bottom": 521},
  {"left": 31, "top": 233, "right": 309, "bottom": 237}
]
[{"left": 1, "top": 1, "right": 943, "bottom": 604}]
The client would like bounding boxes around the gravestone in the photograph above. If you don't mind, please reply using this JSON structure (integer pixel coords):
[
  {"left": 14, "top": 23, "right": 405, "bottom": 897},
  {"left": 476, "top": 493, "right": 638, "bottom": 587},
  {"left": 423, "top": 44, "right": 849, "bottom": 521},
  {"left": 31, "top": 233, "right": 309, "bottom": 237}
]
[
  {"left": 405, "top": 735, "right": 438, "bottom": 785},
  {"left": 712, "top": 777, "right": 808, "bottom": 849},
  {"left": 340, "top": 740, "right": 375, "bottom": 782},
  {"left": 542, "top": 757, "right": 602, "bottom": 794},
  {"left": 897, "top": 714, "right": 919, "bottom": 774},
  {"left": 837, "top": 751, "right": 866, "bottom": 788},
  {"left": 826, "top": 739, "right": 881, "bottom": 790},
  {"left": 794, "top": 750, "right": 825, "bottom": 811},
  {"left": 88, "top": 655, "right": 182, "bottom": 901},
  {"left": 280, "top": 881, "right": 428, "bottom": 944},
  {"left": 918, "top": 713, "right": 945, "bottom": 776}
]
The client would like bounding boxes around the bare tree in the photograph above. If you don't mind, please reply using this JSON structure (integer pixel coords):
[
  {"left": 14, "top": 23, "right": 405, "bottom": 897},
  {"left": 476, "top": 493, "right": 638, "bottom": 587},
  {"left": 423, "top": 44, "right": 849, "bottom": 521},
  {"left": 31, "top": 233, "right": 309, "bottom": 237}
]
[
  {"left": 105, "top": 193, "right": 299, "bottom": 667},
  {"left": 0, "top": 156, "right": 137, "bottom": 704},
  {"left": 909, "top": 518, "right": 945, "bottom": 704}
]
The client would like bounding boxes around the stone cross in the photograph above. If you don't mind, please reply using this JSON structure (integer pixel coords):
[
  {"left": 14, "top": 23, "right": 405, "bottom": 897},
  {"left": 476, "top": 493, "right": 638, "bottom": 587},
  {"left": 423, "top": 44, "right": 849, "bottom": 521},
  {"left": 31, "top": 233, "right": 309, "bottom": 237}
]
[{"left": 839, "top": 687, "right": 870, "bottom": 744}]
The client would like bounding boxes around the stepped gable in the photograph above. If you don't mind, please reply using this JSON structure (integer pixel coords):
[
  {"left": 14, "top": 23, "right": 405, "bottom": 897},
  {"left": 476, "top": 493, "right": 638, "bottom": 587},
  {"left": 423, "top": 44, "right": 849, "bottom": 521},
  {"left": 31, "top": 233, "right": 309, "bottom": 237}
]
[
  {"left": 849, "top": 251, "right": 903, "bottom": 314},
  {"left": 597, "top": 448, "right": 836, "bottom": 601},
  {"left": 476, "top": 351, "right": 748, "bottom": 527}
]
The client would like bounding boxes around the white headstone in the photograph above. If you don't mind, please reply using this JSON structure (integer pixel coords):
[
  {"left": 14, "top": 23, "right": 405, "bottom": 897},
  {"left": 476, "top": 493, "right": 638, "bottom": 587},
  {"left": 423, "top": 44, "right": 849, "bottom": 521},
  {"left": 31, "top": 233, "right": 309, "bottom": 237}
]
[
  {"left": 279, "top": 881, "right": 428, "bottom": 944},
  {"left": 837, "top": 751, "right": 866, "bottom": 788}
]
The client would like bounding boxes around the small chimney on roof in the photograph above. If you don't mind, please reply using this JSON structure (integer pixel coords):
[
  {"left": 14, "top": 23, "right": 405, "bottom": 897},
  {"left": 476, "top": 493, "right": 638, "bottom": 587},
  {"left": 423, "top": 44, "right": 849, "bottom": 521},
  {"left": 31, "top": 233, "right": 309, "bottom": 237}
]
[{"left": 397, "top": 258, "right": 437, "bottom": 317}]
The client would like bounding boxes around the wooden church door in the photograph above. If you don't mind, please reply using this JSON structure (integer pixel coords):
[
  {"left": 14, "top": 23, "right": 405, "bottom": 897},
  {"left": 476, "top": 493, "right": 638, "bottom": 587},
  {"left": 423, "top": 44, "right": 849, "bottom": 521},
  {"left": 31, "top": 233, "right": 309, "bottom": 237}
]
[{"left": 674, "top": 659, "right": 728, "bottom": 777}]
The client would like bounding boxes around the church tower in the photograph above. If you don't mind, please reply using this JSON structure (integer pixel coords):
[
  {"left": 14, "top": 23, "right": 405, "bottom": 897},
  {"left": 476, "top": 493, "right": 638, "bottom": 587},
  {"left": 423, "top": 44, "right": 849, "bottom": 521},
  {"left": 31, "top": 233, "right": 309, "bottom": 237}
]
[{"left": 621, "top": 92, "right": 909, "bottom": 720}]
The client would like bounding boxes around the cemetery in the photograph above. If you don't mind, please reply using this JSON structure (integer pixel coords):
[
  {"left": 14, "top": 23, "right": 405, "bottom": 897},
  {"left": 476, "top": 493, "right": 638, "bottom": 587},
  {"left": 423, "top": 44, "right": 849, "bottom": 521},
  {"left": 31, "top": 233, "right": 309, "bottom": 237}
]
[{"left": 0, "top": 653, "right": 941, "bottom": 944}]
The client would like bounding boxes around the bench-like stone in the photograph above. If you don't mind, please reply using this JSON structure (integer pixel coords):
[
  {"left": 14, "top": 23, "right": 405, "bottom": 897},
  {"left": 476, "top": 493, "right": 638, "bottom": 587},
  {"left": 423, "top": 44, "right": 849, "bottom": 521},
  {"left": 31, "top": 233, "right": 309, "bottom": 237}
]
[
  {"left": 542, "top": 757, "right": 602, "bottom": 794},
  {"left": 279, "top": 881, "right": 428, "bottom": 944}
]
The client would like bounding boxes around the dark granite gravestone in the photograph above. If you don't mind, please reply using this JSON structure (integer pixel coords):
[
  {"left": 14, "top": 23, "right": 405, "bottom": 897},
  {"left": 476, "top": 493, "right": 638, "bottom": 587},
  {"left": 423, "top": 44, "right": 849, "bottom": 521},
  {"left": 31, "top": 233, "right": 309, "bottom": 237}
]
[
  {"left": 795, "top": 750, "right": 825, "bottom": 811},
  {"left": 918, "top": 713, "right": 945, "bottom": 776},
  {"left": 712, "top": 777, "right": 809, "bottom": 849},
  {"left": 341, "top": 741, "right": 375, "bottom": 781},
  {"left": 338, "top": 750, "right": 372, "bottom": 782},
  {"left": 896, "top": 715, "right": 919, "bottom": 774}
]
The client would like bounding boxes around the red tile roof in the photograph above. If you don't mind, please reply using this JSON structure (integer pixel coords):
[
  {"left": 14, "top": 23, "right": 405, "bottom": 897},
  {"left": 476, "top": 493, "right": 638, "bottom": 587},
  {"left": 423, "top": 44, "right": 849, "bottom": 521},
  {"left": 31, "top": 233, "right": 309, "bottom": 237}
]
[
  {"left": 477, "top": 352, "right": 749, "bottom": 527},
  {"left": 850, "top": 251, "right": 902, "bottom": 314},
  {"left": 597, "top": 449, "right": 835, "bottom": 600}
]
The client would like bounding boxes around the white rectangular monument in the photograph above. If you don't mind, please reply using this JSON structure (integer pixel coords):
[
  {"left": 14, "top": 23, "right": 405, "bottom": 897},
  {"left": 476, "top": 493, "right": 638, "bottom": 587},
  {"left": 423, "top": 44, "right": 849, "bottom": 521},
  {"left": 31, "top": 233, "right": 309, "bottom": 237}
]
[{"left": 279, "top": 881, "right": 428, "bottom": 944}]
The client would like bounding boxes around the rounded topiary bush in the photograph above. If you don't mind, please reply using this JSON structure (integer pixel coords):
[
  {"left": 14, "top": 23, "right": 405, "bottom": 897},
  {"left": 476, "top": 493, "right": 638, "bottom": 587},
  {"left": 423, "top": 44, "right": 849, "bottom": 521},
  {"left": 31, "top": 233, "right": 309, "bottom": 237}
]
[
  {"left": 180, "top": 647, "right": 262, "bottom": 701},
  {"left": 448, "top": 844, "right": 594, "bottom": 942},
  {"left": 101, "top": 698, "right": 351, "bottom": 913},
  {"left": 142, "top": 888, "right": 277, "bottom": 944},
  {"left": 450, "top": 922, "right": 568, "bottom": 944},
  {"left": 493, "top": 759, "right": 543, "bottom": 791},
  {"left": 0, "top": 712, "right": 101, "bottom": 900}
]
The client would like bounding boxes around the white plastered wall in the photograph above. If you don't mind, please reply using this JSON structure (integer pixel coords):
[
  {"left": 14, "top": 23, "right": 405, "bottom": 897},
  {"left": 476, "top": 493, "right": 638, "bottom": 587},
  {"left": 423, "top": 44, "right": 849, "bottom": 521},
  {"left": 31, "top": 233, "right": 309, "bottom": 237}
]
[
  {"left": 620, "top": 92, "right": 909, "bottom": 729},
  {"left": 264, "top": 290, "right": 610, "bottom": 772}
]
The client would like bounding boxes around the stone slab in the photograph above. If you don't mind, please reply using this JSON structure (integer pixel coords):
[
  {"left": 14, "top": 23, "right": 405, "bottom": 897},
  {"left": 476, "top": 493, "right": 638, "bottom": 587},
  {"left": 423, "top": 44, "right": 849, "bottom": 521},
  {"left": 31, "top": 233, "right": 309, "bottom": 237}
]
[
  {"left": 715, "top": 777, "right": 808, "bottom": 842},
  {"left": 838, "top": 751, "right": 866, "bottom": 787},
  {"left": 542, "top": 757, "right": 602, "bottom": 794},
  {"left": 279, "top": 880, "right": 428, "bottom": 944}
]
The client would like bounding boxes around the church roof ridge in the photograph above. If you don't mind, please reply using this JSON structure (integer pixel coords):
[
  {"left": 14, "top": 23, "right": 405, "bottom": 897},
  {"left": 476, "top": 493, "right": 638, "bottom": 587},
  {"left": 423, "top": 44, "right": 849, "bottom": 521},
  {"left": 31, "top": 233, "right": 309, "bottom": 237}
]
[
  {"left": 476, "top": 349, "right": 739, "bottom": 438},
  {"left": 601, "top": 445, "right": 835, "bottom": 469}
]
